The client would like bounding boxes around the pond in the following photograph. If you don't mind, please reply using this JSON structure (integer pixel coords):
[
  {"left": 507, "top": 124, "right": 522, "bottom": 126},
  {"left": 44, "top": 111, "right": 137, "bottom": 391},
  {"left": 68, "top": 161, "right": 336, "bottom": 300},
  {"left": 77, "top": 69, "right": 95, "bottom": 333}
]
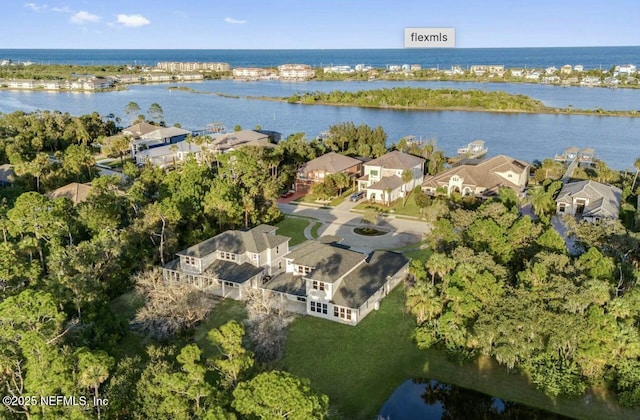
[{"left": 378, "top": 379, "right": 572, "bottom": 420}]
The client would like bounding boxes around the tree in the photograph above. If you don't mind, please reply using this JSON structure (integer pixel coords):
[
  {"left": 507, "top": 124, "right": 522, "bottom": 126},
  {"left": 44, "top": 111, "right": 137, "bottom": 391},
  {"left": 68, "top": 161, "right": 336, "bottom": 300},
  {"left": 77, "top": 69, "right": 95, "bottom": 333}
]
[
  {"left": 76, "top": 348, "right": 114, "bottom": 420},
  {"left": 232, "top": 371, "right": 329, "bottom": 420},
  {"left": 413, "top": 187, "right": 431, "bottom": 216},
  {"left": 362, "top": 207, "right": 380, "bottom": 225},
  {"left": 233, "top": 124, "right": 242, "bottom": 132},
  {"left": 147, "top": 103, "right": 164, "bottom": 125},
  {"left": 527, "top": 186, "right": 555, "bottom": 223},
  {"left": 244, "top": 289, "right": 295, "bottom": 362},
  {"left": 402, "top": 169, "right": 414, "bottom": 206},
  {"left": 124, "top": 102, "right": 141, "bottom": 124},
  {"left": 208, "top": 321, "right": 254, "bottom": 389}
]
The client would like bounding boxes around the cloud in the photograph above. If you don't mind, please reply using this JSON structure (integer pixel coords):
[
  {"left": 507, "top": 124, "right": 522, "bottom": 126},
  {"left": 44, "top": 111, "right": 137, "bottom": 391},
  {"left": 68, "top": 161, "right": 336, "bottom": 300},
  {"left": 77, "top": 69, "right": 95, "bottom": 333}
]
[
  {"left": 24, "top": 3, "right": 47, "bottom": 12},
  {"left": 224, "top": 17, "right": 247, "bottom": 24},
  {"left": 52, "top": 6, "right": 73, "bottom": 13},
  {"left": 116, "top": 14, "right": 150, "bottom": 27},
  {"left": 70, "top": 11, "right": 101, "bottom": 25}
]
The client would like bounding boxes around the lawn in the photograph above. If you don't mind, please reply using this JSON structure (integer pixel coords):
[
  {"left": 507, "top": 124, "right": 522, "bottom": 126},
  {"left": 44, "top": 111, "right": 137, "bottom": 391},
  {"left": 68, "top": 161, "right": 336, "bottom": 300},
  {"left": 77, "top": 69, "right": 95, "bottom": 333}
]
[
  {"left": 193, "top": 298, "right": 247, "bottom": 358},
  {"left": 108, "top": 290, "right": 148, "bottom": 360},
  {"left": 295, "top": 188, "right": 354, "bottom": 207},
  {"left": 275, "top": 216, "right": 312, "bottom": 246},
  {"left": 278, "top": 287, "right": 637, "bottom": 420},
  {"left": 353, "top": 191, "right": 424, "bottom": 218}
]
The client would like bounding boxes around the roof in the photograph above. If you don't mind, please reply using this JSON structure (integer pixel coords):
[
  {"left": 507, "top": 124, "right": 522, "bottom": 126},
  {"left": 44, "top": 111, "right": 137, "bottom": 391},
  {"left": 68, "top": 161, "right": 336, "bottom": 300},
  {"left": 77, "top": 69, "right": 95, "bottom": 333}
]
[
  {"left": 46, "top": 182, "right": 92, "bottom": 205},
  {"left": 141, "top": 126, "right": 191, "bottom": 140},
  {"left": 136, "top": 141, "right": 202, "bottom": 159},
  {"left": 177, "top": 224, "right": 290, "bottom": 258},
  {"left": 285, "top": 240, "right": 366, "bottom": 284},
  {"left": 204, "top": 259, "right": 264, "bottom": 284},
  {"left": 0, "top": 164, "right": 16, "bottom": 184},
  {"left": 556, "top": 180, "right": 622, "bottom": 219},
  {"left": 422, "top": 155, "right": 529, "bottom": 194},
  {"left": 333, "top": 251, "right": 408, "bottom": 308},
  {"left": 208, "top": 130, "right": 272, "bottom": 151},
  {"left": 366, "top": 175, "right": 404, "bottom": 192},
  {"left": 299, "top": 152, "right": 361, "bottom": 174},
  {"left": 262, "top": 272, "right": 306, "bottom": 296},
  {"left": 122, "top": 122, "right": 158, "bottom": 137},
  {"left": 365, "top": 151, "right": 425, "bottom": 170}
]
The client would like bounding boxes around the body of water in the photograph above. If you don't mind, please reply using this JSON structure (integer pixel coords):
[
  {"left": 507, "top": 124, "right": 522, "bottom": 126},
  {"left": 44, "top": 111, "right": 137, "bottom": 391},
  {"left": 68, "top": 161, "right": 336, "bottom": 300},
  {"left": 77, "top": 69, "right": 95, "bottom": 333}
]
[
  {"left": 1, "top": 79, "right": 639, "bottom": 169},
  {"left": 1, "top": 46, "right": 639, "bottom": 70},
  {"left": 378, "top": 379, "right": 572, "bottom": 420}
]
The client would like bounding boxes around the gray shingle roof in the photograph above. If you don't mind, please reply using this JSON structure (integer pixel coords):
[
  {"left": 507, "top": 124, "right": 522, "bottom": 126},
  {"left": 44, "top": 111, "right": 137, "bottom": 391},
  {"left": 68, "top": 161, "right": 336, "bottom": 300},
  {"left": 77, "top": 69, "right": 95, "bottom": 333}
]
[
  {"left": 122, "top": 122, "right": 159, "bottom": 137},
  {"left": 366, "top": 175, "right": 404, "bottom": 191},
  {"left": 204, "top": 259, "right": 264, "bottom": 284},
  {"left": 177, "top": 224, "right": 289, "bottom": 258},
  {"left": 365, "top": 151, "right": 425, "bottom": 170},
  {"left": 285, "top": 240, "right": 366, "bottom": 283},
  {"left": 262, "top": 272, "right": 306, "bottom": 296},
  {"left": 333, "top": 251, "right": 408, "bottom": 308},
  {"left": 141, "top": 126, "right": 191, "bottom": 140},
  {"left": 556, "top": 180, "right": 622, "bottom": 218}
]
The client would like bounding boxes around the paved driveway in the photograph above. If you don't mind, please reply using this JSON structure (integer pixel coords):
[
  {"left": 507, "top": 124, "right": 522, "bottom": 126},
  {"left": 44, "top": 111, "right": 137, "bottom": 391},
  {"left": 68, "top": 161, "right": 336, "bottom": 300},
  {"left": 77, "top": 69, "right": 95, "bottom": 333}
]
[{"left": 278, "top": 202, "right": 430, "bottom": 253}]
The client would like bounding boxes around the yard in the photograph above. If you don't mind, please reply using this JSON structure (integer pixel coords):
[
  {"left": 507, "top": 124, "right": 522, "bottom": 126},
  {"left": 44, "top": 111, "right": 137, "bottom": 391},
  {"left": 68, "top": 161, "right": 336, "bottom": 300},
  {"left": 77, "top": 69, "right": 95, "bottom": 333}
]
[
  {"left": 353, "top": 190, "right": 424, "bottom": 218},
  {"left": 294, "top": 187, "right": 355, "bottom": 207},
  {"left": 278, "top": 287, "right": 637, "bottom": 420},
  {"left": 275, "top": 215, "right": 314, "bottom": 246}
]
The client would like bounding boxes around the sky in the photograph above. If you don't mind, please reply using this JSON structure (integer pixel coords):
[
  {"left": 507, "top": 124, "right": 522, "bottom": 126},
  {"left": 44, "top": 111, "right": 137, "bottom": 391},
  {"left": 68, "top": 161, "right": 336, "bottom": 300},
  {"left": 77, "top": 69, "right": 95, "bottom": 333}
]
[{"left": 2, "top": 0, "right": 639, "bottom": 49}]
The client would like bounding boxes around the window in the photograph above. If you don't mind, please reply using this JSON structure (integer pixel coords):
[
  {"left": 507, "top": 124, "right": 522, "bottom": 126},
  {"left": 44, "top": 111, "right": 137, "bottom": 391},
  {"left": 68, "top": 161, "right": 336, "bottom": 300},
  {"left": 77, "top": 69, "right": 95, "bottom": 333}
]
[
  {"left": 297, "top": 265, "right": 312, "bottom": 275},
  {"left": 370, "top": 169, "right": 379, "bottom": 177},
  {"left": 224, "top": 281, "right": 236, "bottom": 288},
  {"left": 310, "top": 301, "right": 327, "bottom": 314},
  {"left": 184, "top": 256, "right": 197, "bottom": 266},
  {"left": 278, "top": 261, "right": 282, "bottom": 270},
  {"left": 219, "top": 252, "right": 236, "bottom": 261},
  {"left": 334, "top": 306, "right": 352, "bottom": 321},
  {"left": 297, "top": 296, "right": 307, "bottom": 302},
  {"left": 312, "top": 281, "right": 325, "bottom": 291},
  {"left": 276, "top": 246, "right": 279, "bottom": 254}
]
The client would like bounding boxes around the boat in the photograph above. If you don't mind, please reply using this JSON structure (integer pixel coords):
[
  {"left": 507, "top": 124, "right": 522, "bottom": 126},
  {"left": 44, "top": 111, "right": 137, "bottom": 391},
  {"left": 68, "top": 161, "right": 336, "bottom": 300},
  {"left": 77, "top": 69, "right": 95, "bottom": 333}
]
[{"left": 456, "top": 140, "right": 488, "bottom": 159}]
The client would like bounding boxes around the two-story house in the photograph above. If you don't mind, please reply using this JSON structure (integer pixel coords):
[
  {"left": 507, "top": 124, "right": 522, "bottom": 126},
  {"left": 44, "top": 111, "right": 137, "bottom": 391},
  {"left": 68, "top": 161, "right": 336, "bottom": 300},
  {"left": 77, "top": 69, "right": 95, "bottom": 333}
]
[
  {"left": 295, "top": 152, "right": 363, "bottom": 192},
  {"left": 162, "top": 227, "right": 409, "bottom": 326},
  {"left": 130, "top": 126, "right": 191, "bottom": 157},
  {"left": 163, "top": 224, "right": 291, "bottom": 299},
  {"left": 422, "top": 155, "right": 529, "bottom": 198},
  {"left": 357, "top": 151, "right": 425, "bottom": 204}
]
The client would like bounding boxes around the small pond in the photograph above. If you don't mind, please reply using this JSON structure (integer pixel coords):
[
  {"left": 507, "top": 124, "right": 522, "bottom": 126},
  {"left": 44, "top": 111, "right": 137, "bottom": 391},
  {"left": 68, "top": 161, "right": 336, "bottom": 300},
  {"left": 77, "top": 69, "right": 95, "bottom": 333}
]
[{"left": 378, "top": 379, "right": 573, "bottom": 420}]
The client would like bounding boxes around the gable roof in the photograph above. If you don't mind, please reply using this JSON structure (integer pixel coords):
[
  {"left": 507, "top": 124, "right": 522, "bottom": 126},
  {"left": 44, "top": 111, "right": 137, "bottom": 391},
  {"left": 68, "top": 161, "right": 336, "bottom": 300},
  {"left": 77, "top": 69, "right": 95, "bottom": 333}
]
[
  {"left": 333, "top": 251, "right": 408, "bottom": 308},
  {"left": 422, "top": 155, "right": 529, "bottom": 193},
  {"left": 208, "top": 130, "right": 272, "bottom": 151},
  {"left": 141, "top": 126, "right": 191, "bottom": 140},
  {"left": 204, "top": 259, "right": 264, "bottom": 284},
  {"left": 285, "top": 240, "right": 366, "bottom": 284},
  {"left": 556, "top": 180, "right": 622, "bottom": 218},
  {"left": 365, "top": 151, "right": 425, "bottom": 170},
  {"left": 177, "top": 224, "right": 289, "bottom": 258},
  {"left": 300, "top": 152, "right": 361, "bottom": 174},
  {"left": 122, "top": 122, "right": 158, "bottom": 137},
  {"left": 46, "top": 182, "right": 92, "bottom": 205},
  {"left": 366, "top": 175, "right": 404, "bottom": 192}
]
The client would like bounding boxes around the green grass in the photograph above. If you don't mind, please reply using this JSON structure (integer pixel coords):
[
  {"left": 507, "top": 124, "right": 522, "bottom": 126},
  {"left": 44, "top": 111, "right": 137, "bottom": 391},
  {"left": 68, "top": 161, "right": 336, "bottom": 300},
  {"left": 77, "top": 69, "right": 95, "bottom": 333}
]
[
  {"left": 275, "top": 216, "right": 311, "bottom": 246},
  {"left": 401, "top": 247, "right": 433, "bottom": 262},
  {"left": 109, "top": 291, "right": 148, "bottom": 360},
  {"left": 295, "top": 188, "right": 354, "bottom": 207},
  {"left": 279, "top": 287, "right": 637, "bottom": 420},
  {"left": 310, "top": 222, "right": 322, "bottom": 239},
  {"left": 353, "top": 192, "right": 424, "bottom": 219},
  {"left": 193, "top": 298, "right": 247, "bottom": 358}
]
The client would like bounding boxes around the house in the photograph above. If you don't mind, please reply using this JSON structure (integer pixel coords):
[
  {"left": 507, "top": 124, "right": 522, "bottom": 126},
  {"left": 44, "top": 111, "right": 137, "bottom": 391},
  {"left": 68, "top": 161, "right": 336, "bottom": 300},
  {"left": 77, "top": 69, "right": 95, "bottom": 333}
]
[
  {"left": 6, "top": 79, "right": 36, "bottom": 89},
  {"left": 163, "top": 224, "right": 291, "bottom": 300},
  {"left": 131, "top": 126, "right": 191, "bottom": 157},
  {"left": 357, "top": 151, "right": 425, "bottom": 204},
  {"left": 46, "top": 182, "right": 93, "bottom": 205},
  {"left": 205, "top": 130, "right": 275, "bottom": 154},
  {"left": 470, "top": 65, "right": 504, "bottom": 76},
  {"left": 560, "top": 64, "right": 573, "bottom": 75},
  {"left": 145, "top": 73, "right": 173, "bottom": 82},
  {"left": 122, "top": 122, "right": 159, "bottom": 139},
  {"left": 177, "top": 72, "right": 204, "bottom": 81},
  {"left": 117, "top": 74, "right": 143, "bottom": 84},
  {"left": 614, "top": 64, "right": 637, "bottom": 76},
  {"left": 296, "top": 152, "right": 363, "bottom": 191},
  {"left": 574, "top": 65, "right": 584, "bottom": 72},
  {"left": 162, "top": 225, "right": 409, "bottom": 325},
  {"left": 0, "top": 164, "right": 15, "bottom": 187},
  {"left": 135, "top": 141, "right": 202, "bottom": 168},
  {"left": 556, "top": 180, "right": 622, "bottom": 223},
  {"left": 545, "top": 66, "right": 558, "bottom": 75},
  {"left": 509, "top": 68, "right": 524, "bottom": 77},
  {"left": 232, "top": 68, "right": 271, "bottom": 79},
  {"left": 422, "top": 155, "right": 529, "bottom": 198}
]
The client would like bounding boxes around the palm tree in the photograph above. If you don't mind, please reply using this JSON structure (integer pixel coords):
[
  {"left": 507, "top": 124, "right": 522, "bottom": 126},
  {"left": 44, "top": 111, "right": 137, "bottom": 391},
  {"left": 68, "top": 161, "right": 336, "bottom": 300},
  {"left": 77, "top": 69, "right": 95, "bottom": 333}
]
[
  {"left": 527, "top": 186, "right": 555, "bottom": 223},
  {"left": 406, "top": 282, "right": 442, "bottom": 324},
  {"left": 425, "top": 253, "right": 456, "bottom": 287},
  {"left": 401, "top": 169, "right": 414, "bottom": 206}
]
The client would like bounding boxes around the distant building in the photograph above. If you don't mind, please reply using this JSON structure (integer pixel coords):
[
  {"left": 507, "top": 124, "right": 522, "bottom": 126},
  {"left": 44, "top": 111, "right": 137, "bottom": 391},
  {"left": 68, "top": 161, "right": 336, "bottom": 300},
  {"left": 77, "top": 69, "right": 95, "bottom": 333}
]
[
  {"left": 145, "top": 73, "right": 173, "bottom": 82},
  {"left": 277, "top": 64, "right": 315, "bottom": 80},
  {"left": 46, "top": 183, "right": 93, "bottom": 205},
  {"left": 176, "top": 72, "right": 204, "bottom": 81},
  {"left": 560, "top": 64, "right": 573, "bottom": 75},
  {"left": 232, "top": 68, "right": 271, "bottom": 79},
  {"left": 573, "top": 65, "right": 584, "bottom": 72},
  {"left": 156, "top": 62, "right": 230, "bottom": 72},
  {"left": 615, "top": 64, "right": 637, "bottom": 76},
  {"left": 470, "top": 65, "right": 504, "bottom": 76}
]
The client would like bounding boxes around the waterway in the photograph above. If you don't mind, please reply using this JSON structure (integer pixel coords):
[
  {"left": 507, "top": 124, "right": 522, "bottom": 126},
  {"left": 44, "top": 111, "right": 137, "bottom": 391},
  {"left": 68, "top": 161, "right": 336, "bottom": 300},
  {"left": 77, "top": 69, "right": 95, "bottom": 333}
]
[
  {"left": 1, "top": 79, "right": 639, "bottom": 169},
  {"left": 378, "top": 379, "right": 572, "bottom": 420}
]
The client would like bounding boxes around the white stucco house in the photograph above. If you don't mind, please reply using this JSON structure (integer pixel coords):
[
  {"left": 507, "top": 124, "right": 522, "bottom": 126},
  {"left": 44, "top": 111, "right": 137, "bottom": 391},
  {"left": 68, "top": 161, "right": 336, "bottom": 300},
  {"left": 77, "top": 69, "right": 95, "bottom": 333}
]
[{"left": 357, "top": 151, "right": 425, "bottom": 204}]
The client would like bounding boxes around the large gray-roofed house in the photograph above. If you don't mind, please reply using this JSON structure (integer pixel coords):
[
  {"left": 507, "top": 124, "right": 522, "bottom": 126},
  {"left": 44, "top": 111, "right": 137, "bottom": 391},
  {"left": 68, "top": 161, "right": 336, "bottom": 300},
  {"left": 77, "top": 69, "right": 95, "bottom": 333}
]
[
  {"left": 135, "top": 141, "right": 203, "bottom": 167},
  {"left": 556, "top": 180, "right": 622, "bottom": 223},
  {"left": 141, "top": 126, "right": 191, "bottom": 141},
  {"left": 296, "top": 152, "right": 363, "bottom": 191},
  {"left": 333, "top": 251, "right": 408, "bottom": 308},
  {"left": 207, "top": 130, "right": 275, "bottom": 153},
  {"left": 122, "top": 121, "right": 159, "bottom": 138},
  {"left": 358, "top": 150, "right": 426, "bottom": 204},
  {"left": 177, "top": 224, "right": 289, "bottom": 258}
]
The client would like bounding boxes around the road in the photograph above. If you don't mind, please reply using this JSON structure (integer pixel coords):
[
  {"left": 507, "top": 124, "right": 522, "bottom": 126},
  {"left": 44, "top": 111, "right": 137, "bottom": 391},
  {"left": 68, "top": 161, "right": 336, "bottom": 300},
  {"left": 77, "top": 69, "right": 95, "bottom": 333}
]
[{"left": 277, "top": 201, "right": 430, "bottom": 253}]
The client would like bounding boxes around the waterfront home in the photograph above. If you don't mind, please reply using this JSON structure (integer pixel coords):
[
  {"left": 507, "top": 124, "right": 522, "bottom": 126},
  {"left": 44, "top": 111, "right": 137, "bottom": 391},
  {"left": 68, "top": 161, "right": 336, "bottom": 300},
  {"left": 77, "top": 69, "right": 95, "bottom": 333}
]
[
  {"left": 295, "top": 152, "right": 363, "bottom": 192},
  {"left": 545, "top": 66, "right": 558, "bottom": 75},
  {"left": 561, "top": 64, "right": 573, "bottom": 75},
  {"left": 357, "top": 151, "right": 425, "bottom": 204},
  {"left": 145, "top": 73, "right": 173, "bottom": 82},
  {"left": 581, "top": 76, "right": 601, "bottom": 86},
  {"left": 46, "top": 182, "right": 93, "bottom": 205},
  {"left": 122, "top": 122, "right": 159, "bottom": 139},
  {"left": 5, "top": 79, "right": 36, "bottom": 89},
  {"left": 156, "top": 61, "right": 230, "bottom": 72},
  {"left": 130, "top": 126, "right": 191, "bottom": 157},
  {"left": 422, "top": 155, "right": 529, "bottom": 198},
  {"left": 574, "top": 65, "right": 584, "bottom": 72},
  {"left": 135, "top": 141, "right": 202, "bottom": 168},
  {"left": 176, "top": 72, "right": 204, "bottom": 81},
  {"left": 162, "top": 225, "right": 409, "bottom": 325},
  {"left": 206, "top": 130, "right": 274, "bottom": 154},
  {"left": 556, "top": 180, "right": 622, "bottom": 223},
  {"left": 277, "top": 64, "right": 315, "bottom": 80},
  {"left": 323, "top": 65, "right": 354, "bottom": 74},
  {"left": 0, "top": 164, "right": 15, "bottom": 187},
  {"left": 469, "top": 65, "right": 504, "bottom": 76},
  {"left": 116, "top": 74, "right": 143, "bottom": 84},
  {"left": 542, "top": 76, "right": 560, "bottom": 84},
  {"left": 525, "top": 71, "right": 541, "bottom": 80},
  {"left": 509, "top": 68, "right": 524, "bottom": 77},
  {"left": 232, "top": 68, "right": 271, "bottom": 79},
  {"left": 614, "top": 64, "right": 637, "bottom": 76}
]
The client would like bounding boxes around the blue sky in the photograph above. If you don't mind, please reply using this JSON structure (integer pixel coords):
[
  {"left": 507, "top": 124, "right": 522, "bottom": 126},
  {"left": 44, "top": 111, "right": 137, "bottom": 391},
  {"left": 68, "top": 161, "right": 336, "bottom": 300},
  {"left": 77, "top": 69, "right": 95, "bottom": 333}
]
[{"left": 2, "top": 0, "right": 639, "bottom": 49}]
